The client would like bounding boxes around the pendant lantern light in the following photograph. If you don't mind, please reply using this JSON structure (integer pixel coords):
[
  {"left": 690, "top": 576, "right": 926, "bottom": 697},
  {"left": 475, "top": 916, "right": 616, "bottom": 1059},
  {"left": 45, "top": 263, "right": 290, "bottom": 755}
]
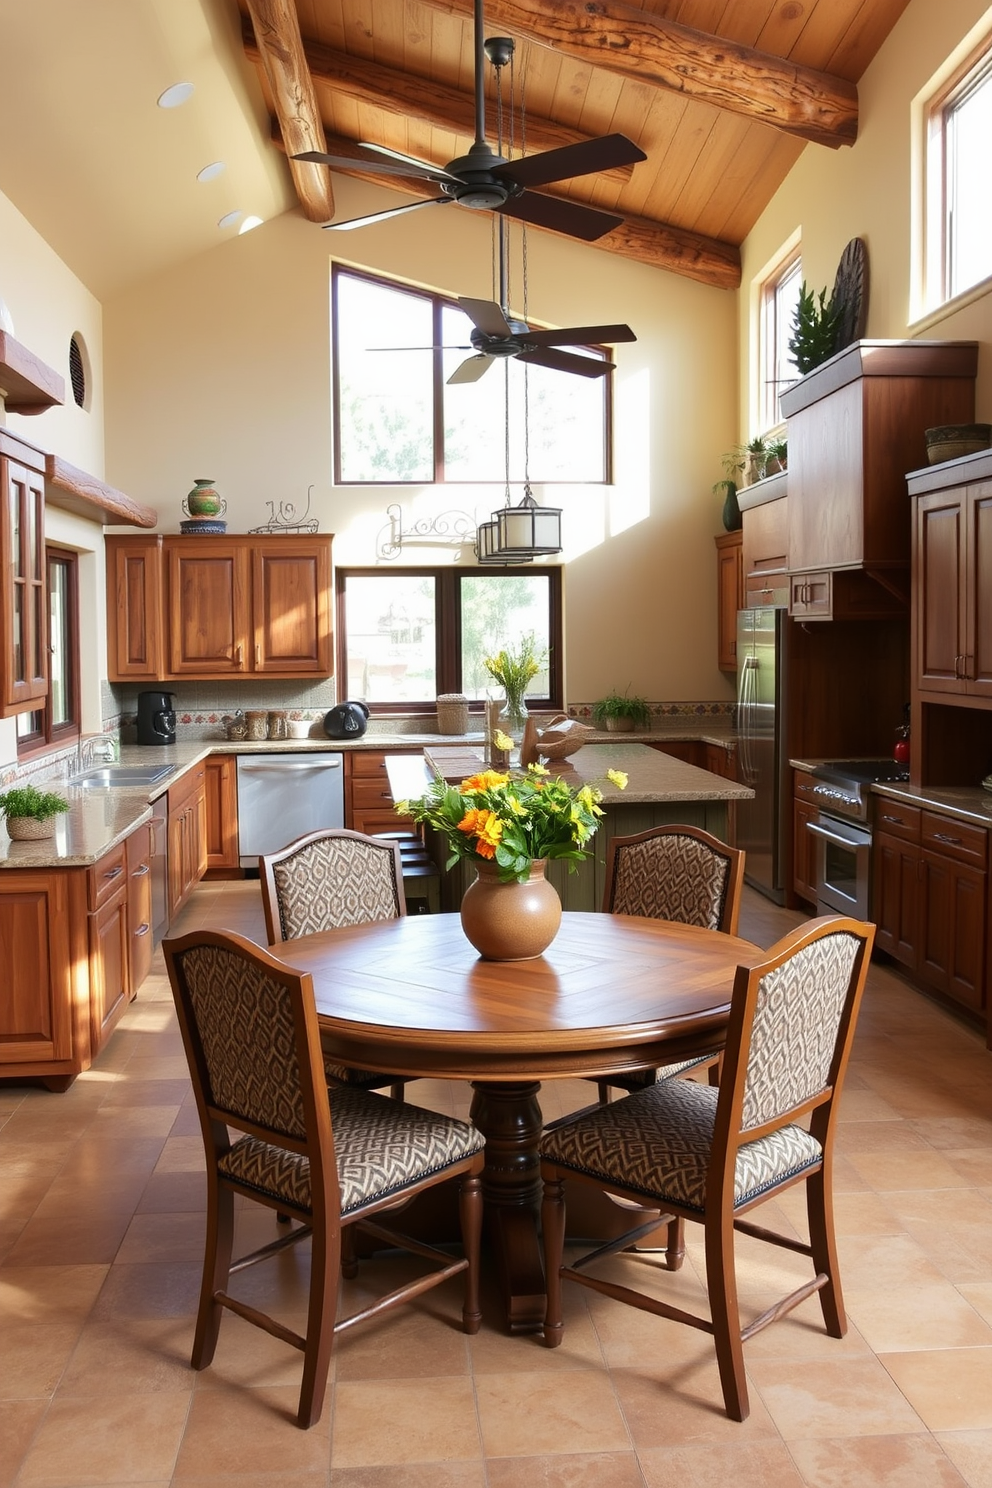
[{"left": 494, "top": 487, "right": 562, "bottom": 557}]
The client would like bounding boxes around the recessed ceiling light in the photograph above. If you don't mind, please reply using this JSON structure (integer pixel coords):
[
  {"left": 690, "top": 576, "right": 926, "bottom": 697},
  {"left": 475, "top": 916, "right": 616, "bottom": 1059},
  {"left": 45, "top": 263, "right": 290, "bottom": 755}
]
[
  {"left": 218, "top": 210, "right": 243, "bottom": 230},
  {"left": 238, "top": 216, "right": 264, "bottom": 234},
  {"left": 157, "top": 81, "right": 194, "bottom": 109},
  {"left": 197, "top": 161, "right": 226, "bottom": 183}
]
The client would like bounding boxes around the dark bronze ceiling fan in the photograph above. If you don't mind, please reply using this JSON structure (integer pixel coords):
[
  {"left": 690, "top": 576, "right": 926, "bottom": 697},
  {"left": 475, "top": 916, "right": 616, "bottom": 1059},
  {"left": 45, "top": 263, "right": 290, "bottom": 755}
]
[{"left": 293, "top": 0, "right": 646, "bottom": 242}]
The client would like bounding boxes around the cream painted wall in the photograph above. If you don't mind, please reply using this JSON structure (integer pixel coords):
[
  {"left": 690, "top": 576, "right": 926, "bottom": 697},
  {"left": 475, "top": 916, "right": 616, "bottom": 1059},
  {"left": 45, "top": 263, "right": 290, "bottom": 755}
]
[
  {"left": 104, "top": 174, "right": 739, "bottom": 706},
  {"left": 0, "top": 187, "right": 111, "bottom": 769},
  {"left": 739, "top": 0, "right": 992, "bottom": 436}
]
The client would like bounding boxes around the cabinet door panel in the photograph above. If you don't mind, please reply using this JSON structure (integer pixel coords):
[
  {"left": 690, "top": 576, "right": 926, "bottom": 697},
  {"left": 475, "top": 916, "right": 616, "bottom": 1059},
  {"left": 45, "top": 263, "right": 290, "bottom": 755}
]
[
  {"left": 106, "top": 536, "right": 164, "bottom": 680},
  {"left": 204, "top": 755, "right": 239, "bottom": 871},
  {"left": 127, "top": 826, "right": 153, "bottom": 994},
  {"left": 793, "top": 799, "right": 818, "bottom": 907},
  {"left": 1, "top": 456, "right": 48, "bottom": 713},
  {"left": 0, "top": 876, "right": 74, "bottom": 1062},
  {"left": 89, "top": 884, "right": 130, "bottom": 1047},
  {"left": 916, "top": 494, "right": 964, "bottom": 693},
  {"left": 253, "top": 544, "right": 331, "bottom": 673},
  {"left": 966, "top": 483, "right": 992, "bottom": 696},
  {"left": 872, "top": 834, "right": 919, "bottom": 968},
  {"left": 920, "top": 853, "right": 986, "bottom": 1010},
  {"left": 167, "top": 544, "right": 250, "bottom": 675}
]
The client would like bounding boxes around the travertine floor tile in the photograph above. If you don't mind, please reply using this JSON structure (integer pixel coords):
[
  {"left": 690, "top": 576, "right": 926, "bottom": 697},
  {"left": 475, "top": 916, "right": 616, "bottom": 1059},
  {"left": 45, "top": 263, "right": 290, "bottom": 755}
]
[
  {"left": 329, "top": 1377, "right": 480, "bottom": 1467},
  {"left": 881, "top": 1348, "right": 992, "bottom": 1432},
  {"left": 638, "top": 1439, "right": 805, "bottom": 1487},
  {"left": 935, "top": 1429, "right": 992, "bottom": 1488},
  {"left": 745, "top": 1355, "right": 926, "bottom": 1438},
  {"left": 16, "top": 1391, "right": 191, "bottom": 1485},
  {"left": 475, "top": 1369, "right": 630, "bottom": 1457},
  {"left": 787, "top": 1433, "right": 969, "bottom": 1486}
]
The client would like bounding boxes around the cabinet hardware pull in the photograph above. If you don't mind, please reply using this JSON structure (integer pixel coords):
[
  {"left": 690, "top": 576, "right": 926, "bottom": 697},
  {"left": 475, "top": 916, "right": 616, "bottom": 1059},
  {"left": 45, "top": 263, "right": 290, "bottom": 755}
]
[
  {"left": 967, "top": 653, "right": 975, "bottom": 680},
  {"left": 132, "top": 863, "right": 150, "bottom": 876},
  {"left": 135, "top": 923, "right": 150, "bottom": 936},
  {"left": 256, "top": 644, "right": 260, "bottom": 666},
  {"left": 933, "top": 832, "right": 962, "bottom": 845},
  {"left": 103, "top": 866, "right": 124, "bottom": 882},
  {"left": 881, "top": 814, "right": 904, "bottom": 823},
  {"left": 236, "top": 644, "right": 244, "bottom": 668},
  {"left": 954, "top": 654, "right": 964, "bottom": 679}
]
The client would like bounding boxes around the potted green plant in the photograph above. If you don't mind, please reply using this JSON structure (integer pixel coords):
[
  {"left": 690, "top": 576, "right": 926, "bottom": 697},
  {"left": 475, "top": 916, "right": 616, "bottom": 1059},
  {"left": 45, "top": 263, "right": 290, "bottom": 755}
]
[
  {"left": 592, "top": 690, "right": 652, "bottom": 732},
  {"left": 744, "top": 436, "right": 769, "bottom": 484},
  {"left": 0, "top": 783, "right": 70, "bottom": 841},
  {"left": 765, "top": 436, "right": 788, "bottom": 474},
  {"left": 788, "top": 282, "right": 842, "bottom": 375}
]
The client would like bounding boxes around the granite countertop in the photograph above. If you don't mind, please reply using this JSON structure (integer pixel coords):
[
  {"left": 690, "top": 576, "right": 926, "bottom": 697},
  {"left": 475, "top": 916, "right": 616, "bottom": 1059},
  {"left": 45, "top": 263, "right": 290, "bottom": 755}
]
[
  {"left": 388, "top": 741, "right": 753, "bottom": 806},
  {"left": 0, "top": 721, "right": 742, "bottom": 870},
  {"left": 789, "top": 756, "right": 992, "bottom": 829}
]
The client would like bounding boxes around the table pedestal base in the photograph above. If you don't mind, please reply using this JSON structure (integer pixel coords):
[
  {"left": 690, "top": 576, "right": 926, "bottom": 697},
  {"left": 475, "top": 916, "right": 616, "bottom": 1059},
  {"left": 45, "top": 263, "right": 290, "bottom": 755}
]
[{"left": 470, "top": 1080, "right": 546, "bottom": 1333}]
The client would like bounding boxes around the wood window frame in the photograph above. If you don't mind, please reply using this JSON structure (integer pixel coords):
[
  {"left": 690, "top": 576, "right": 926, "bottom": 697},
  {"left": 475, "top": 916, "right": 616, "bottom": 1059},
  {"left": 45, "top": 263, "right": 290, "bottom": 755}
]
[
  {"left": 758, "top": 247, "right": 802, "bottom": 432},
  {"left": 924, "top": 31, "right": 992, "bottom": 309},
  {"left": 335, "top": 564, "right": 564, "bottom": 716},
  {"left": 17, "top": 546, "right": 81, "bottom": 758},
  {"left": 331, "top": 263, "right": 611, "bottom": 486}
]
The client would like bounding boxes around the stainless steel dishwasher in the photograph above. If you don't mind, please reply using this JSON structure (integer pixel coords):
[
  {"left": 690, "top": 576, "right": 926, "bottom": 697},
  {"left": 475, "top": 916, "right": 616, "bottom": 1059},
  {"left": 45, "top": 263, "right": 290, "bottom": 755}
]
[{"left": 236, "top": 753, "right": 345, "bottom": 868}]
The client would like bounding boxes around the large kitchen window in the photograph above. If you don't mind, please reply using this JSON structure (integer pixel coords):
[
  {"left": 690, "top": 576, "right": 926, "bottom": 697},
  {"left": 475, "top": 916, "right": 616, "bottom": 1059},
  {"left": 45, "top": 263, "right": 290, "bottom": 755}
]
[
  {"left": 924, "top": 35, "right": 992, "bottom": 309},
  {"left": 336, "top": 567, "right": 563, "bottom": 712},
  {"left": 332, "top": 265, "right": 610, "bottom": 485},
  {"left": 16, "top": 548, "right": 80, "bottom": 755},
  {"left": 758, "top": 249, "right": 802, "bottom": 430}
]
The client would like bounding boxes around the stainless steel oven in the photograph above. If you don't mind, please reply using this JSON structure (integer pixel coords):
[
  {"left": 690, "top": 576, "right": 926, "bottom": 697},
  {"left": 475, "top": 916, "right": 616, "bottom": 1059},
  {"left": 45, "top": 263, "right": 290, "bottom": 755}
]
[{"left": 808, "top": 760, "right": 909, "bottom": 920}]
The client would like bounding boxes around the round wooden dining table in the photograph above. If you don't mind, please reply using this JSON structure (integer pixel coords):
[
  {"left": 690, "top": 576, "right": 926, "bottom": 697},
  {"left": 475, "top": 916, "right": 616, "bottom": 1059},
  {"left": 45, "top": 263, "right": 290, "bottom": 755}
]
[{"left": 268, "top": 910, "right": 762, "bottom": 1332}]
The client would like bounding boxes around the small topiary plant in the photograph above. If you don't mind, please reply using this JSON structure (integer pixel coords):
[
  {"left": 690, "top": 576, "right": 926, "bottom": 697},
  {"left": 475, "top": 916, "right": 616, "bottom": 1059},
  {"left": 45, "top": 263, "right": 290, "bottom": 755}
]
[
  {"left": 788, "top": 282, "right": 842, "bottom": 375},
  {"left": 592, "top": 690, "right": 652, "bottom": 729},
  {"left": 0, "top": 784, "right": 70, "bottom": 821}
]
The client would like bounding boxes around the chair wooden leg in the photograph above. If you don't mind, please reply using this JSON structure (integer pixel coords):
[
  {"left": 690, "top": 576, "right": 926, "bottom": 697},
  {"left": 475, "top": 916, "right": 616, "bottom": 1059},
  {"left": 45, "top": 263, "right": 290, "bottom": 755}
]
[
  {"left": 297, "top": 1218, "right": 340, "bottom": 1429},
  {"left": 541, "top": 1172, "right": 566, "bottom": 1348},
  {"left": 340, "top": 1224, "right": 359, "bottom": 1280},
  {"left": 665, "top": 1216, "right": 686, "bottom": 1270},
  {"left": 596, "top": 1082, "right": 612, "bottom": 1105},
  {"left": 192, "top": 1179, "right": 234, "bottom": 1371},
  {"left": 806, "top": 1165, "right": 846, "bottom": 1338},
  {"left": 704, "top": 1207, "right": 749, "bottom": 1421},
  {"left": 460, "top": 1169, "right": 483, "bottom": 1334},
  {"left": 707, "top": 1056, "right": 722, "bottom": 1087},
  {"left": 389, "top": 1082, "right": 404, "bottom": 1102}
]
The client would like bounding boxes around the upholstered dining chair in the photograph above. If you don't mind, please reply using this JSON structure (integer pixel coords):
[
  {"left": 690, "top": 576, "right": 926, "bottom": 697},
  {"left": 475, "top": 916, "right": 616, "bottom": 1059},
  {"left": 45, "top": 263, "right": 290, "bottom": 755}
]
[
  {"left": 593, "top": 823, "right": 745, "bottom": 1102},
  {"left": 260, "top": 828, "right": 407, "bottom": 1100},
  {"left": 540, "top": 915, "right": 874, "bottom": 1422},
  {"left": 164, "top": 928, "right": 484, "bottom": 1430}
]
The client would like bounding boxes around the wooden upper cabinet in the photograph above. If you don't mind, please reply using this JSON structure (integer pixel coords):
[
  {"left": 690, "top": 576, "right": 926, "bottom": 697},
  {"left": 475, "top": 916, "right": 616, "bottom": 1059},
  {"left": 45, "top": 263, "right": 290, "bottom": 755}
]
[
  {"left": 912, "top": 464, "right": 992, "bottom": 703},
  {"left": 714, "top": 531, "right": 742, "bottom": 671},
  {"left": 106, "top": 534, "right": 164, "bottom": 679},
  {"left": 0, "top": 432, "right": 48, "bottom": 715},
  {"left": 168, "top": 540, "right": 251, "bottom": 676},
  {"left": 780, "top": 340, "right": 978, "bottom": 580},
  {"left": 253, "top": 539, "right": 331, "bottom": 674},
  {"left": 106, "top": 533, "right": 333, "bottom": 682}
]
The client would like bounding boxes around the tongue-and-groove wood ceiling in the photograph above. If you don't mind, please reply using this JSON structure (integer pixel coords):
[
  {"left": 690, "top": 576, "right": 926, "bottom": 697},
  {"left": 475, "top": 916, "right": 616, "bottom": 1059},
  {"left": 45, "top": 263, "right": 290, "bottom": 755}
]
[{"left": 240, "top": 0, "right": 912, "bottom": 289}]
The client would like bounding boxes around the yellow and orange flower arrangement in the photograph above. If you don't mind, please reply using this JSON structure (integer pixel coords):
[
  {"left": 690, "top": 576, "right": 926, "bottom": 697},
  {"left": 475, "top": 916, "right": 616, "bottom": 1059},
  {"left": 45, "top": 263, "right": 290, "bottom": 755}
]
[{"left": 397, "top": 762, "right": 627, "bottom": 884}]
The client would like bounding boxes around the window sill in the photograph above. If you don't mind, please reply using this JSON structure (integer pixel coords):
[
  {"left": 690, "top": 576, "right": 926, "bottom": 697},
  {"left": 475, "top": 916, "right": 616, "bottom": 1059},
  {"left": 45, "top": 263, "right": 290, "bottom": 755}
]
[{"left": 908, "top": 271, "right": 992, "bottom": 335}]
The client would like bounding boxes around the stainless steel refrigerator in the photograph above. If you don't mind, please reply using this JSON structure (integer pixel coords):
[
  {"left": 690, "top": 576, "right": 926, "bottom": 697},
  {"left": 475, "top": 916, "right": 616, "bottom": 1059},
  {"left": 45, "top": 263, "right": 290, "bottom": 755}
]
[{"left": 736, "top": 606, "right": 790, "bottom": 903}]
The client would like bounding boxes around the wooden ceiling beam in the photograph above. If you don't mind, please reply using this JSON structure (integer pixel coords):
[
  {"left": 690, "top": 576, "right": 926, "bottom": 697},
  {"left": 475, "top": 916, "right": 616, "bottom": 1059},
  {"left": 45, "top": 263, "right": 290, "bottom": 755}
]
[
  {"left": 270, "top": 124, "right": 740, "bottom": 289},
  {"left": 422, "top": 0, "right": 859, "bottom": 149},
  {"left": 243, "top": 0, "right": 334, "bottom": 221},
  {"left": 243, "top": 21, "right": 634, "bottom": 182}
]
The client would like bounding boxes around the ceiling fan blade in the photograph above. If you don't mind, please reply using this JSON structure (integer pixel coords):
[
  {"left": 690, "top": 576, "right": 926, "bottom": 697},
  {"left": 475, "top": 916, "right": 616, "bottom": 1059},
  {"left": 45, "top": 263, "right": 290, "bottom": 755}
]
[
  {"left": 367, "top": 344, "right": 472, "bottom": 352},
  {"left": 497, "top": 191, "right": 623, "bottom": 243},
  {"left": 322, "top": 198, "right": 452, "bottom": 232},
  {"left": 358, "top": 141, "right": 461, "bottom": 181},
  {"left": 447, "top": 354, "right": 495, "bottom": 385},
  {"left": 517, "top": 347, "right": 614, "bottom": 378},
  {"left": 523, "top": 324, "right": 637, "bottom": 348},
  {"left": 293, "top": 148, "right": 457, "bottom": 187},
  {"left": 495, "top": 134, "right": 646, "bottom": 191},
  {"left": 457, "top": 298, "right": 513, "bottom": 337}
]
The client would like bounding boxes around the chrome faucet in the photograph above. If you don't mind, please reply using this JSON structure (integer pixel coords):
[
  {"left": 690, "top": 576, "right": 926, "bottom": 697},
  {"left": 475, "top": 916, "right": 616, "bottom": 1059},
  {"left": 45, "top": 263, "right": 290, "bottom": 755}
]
[{"left": 79, "top": 733, "right": 120, "bottom": 769}]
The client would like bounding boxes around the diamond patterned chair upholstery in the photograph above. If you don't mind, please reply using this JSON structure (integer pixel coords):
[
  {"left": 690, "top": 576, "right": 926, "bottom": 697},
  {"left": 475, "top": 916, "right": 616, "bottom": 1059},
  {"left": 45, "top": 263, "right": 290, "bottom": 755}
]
[
  {"left": 260, "top": 829, "right": 407, "bottom": 1099},
  {"left": 164, "top": 928, "right": 484, "bottom": 1430},
  {"left": 540, "top": 915, "right": 874, "bottom": 1422},
  {"left": 593, "top": 824, "right": 745, "bottom": 1102}
]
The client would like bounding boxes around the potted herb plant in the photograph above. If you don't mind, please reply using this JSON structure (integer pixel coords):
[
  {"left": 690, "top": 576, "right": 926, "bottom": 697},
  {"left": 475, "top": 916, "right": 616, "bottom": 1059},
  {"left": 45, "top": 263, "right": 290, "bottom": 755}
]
[
  {"left": 0, "top": 783, "right": 70, "bottom": 840},
  {"left": 592, "top": 690, "right": 652, "bottom": 733},
  {"left": 765, "top": 437, "right": 788, "bottom": 473},
  {"left": 788, "top": 282, "right": 842, "bottom": 375}
]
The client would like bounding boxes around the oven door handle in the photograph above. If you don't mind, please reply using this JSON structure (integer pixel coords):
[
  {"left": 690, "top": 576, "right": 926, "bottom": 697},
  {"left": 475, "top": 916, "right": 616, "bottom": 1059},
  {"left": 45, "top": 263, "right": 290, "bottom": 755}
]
[{"left": 807, "top": 820, "right": 871, "bottom": 850}]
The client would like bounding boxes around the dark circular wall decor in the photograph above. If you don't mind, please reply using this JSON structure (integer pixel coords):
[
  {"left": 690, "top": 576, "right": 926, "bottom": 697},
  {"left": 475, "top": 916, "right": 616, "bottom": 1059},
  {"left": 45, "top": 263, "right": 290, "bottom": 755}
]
[{"left": 831, "top": 237, "right": 869, "bottom": 355}]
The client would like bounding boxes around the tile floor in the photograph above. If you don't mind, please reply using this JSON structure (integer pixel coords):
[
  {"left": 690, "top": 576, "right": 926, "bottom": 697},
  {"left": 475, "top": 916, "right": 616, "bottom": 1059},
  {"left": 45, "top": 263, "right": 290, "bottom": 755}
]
[{"left": 2, "top": 881, "right": 992, "bottom": 1486}]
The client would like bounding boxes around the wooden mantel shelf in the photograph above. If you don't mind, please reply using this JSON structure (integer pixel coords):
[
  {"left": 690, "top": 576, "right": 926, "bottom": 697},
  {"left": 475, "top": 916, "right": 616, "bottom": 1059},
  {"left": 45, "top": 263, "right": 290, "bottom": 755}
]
[
  {"left": 45, "top": 455, "right": 158, "bottom": 528},
  {"left": 0, "top": 330, "right": 65, "bottom": 414}
]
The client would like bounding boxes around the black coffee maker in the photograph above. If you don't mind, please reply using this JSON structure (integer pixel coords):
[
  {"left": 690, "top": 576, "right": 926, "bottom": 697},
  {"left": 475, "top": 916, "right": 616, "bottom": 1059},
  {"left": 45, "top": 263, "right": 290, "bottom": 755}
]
[{"left": 137, "top": 690, "right": 176, "bottom": 745}]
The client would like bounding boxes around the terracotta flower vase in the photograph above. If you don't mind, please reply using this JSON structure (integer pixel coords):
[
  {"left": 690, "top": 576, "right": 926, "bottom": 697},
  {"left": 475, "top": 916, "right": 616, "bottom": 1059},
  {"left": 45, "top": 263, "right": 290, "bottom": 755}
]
[{"left": 460, "top": 858, "right": 562, "bottom": 961}]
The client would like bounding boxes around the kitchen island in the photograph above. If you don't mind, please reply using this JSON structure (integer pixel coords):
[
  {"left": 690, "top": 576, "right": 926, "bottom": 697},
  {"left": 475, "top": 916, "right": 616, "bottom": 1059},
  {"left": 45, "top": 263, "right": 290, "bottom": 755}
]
[{"left": 387, "top": 742, "right": 753, "bottom": 912}]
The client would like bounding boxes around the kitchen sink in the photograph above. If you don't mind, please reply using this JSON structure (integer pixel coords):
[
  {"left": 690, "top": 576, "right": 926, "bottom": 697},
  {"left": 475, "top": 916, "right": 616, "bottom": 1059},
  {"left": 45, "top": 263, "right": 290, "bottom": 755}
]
[{"left": 67, "top": 765, "right": 173, "bottom": 789}]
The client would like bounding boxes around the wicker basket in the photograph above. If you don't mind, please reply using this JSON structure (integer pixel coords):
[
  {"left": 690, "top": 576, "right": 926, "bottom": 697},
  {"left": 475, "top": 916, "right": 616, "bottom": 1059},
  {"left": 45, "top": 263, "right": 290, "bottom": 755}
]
[
  {"left": 6, "top": 815, "right": 57, "bottom": 840},
  {"left": 436, "top": 693, "right": 470, "bottom": 735}
]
